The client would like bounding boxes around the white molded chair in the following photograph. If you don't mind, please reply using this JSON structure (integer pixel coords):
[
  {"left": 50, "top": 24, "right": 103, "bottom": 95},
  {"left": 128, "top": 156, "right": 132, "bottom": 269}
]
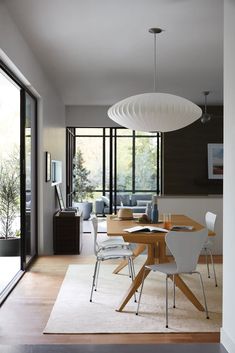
[
  {"left": 89, "top": 215, "right": 136, "bottom": 302},
  {"left": 204, "top": 211, "right": 218, "bottom": 287},
  {"left": 90, "top": 214, "right": 129, "bottom": 251},
  {"left": 136, "top": 228, "right": 209, "bottom": 328}
]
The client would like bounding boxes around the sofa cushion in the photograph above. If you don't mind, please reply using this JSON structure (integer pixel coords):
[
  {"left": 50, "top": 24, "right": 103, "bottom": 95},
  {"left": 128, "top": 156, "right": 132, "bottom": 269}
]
[
  {"left": 136, "top": 199, "right": 151, "bottom": 207},
  {"left": 117, "top": 194, "right": 130, "bottom": 206},
  {"left": 131, "top": 194, "right": 152, "bottom": 206}
]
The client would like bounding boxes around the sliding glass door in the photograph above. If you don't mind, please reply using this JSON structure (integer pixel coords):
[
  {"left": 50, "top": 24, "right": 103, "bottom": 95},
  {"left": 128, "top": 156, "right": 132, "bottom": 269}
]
[
  {"left": 0, "top": 68, "right": 21, "bottom": 293},
  {"left": 0, "top": 61, "right": 37, "bottom": 299},
  {"left": 23, "top": 92, "right": 37, "bottom": 267}
]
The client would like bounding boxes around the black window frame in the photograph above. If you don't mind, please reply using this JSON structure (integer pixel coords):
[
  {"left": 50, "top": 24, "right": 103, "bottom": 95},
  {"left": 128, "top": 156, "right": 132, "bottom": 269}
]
[{"left": 66, "top": 127, "right": 162, "bottom": 211}]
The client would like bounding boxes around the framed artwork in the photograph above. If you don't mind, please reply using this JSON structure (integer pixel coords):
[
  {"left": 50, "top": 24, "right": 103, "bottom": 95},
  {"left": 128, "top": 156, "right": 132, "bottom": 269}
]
[
  {"left": 45, "top": 152, "right": 51, "bottom": 182},
  {"left": 208, "top": 143, "right": 223, "bottom": 179},
  {"left": 55, "top": 184, "right": 65, "bottom": 210}
]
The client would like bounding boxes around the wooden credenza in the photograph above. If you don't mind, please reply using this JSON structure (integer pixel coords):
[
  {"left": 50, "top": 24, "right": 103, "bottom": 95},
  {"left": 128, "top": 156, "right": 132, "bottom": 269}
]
[{"left": 53, "top": 211, "right": 83, "bottom": 254}]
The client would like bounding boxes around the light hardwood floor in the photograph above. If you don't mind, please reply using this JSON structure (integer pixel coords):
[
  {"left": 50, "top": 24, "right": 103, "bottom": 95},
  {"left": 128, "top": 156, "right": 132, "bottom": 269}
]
[{"left": 0, "top": 231, "right": 222, "bottom": 345}]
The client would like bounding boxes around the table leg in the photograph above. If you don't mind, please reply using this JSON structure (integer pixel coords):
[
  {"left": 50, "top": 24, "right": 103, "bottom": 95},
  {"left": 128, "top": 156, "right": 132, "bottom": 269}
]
[
  {"left": 170, "top": 274, "right": 205, "bottom": 311},
  {"left": 116, "top": 244, "right": 154, "bottom": 312},
  {"left": 113, "top": 244, "right": 146, "bottom": 274}
]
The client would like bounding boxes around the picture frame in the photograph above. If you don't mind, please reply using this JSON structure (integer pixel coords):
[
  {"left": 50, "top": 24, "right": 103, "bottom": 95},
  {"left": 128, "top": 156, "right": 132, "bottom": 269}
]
[
  {"left": 208, "top": 143, "right": 223, "bottom": 179},
  {"left": 45, "top": 151, "right": 51, "bottom": 182},
  {"left": 55, "top": 184, "right": 65, "bottom": 210}
]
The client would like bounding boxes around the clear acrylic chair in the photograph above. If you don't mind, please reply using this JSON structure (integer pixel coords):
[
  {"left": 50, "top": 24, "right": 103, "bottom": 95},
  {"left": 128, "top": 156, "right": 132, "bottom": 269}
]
[
  {"left": 204, "top": 211, "right": 218, "bottom": 287},
  {"left": 136, "top": 228, "right": 209, "bottom": 328},
  {"left": 89, "top": 215, "right": 136, "bottom": 302}
]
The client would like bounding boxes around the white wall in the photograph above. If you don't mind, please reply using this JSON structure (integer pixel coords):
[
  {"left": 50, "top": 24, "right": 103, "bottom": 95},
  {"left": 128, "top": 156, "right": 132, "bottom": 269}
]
[
  {"left": 221, "top": 1, "right": 235, "bottom": 352},
  {"left": 158, "top": 196, "right": 223, "bottom": 254},
  {"left": 0, "top": 2, "right": 66, "bottom": 254},
  {"left": 66, "top": 105, "right": 119, "bottom": 127}
]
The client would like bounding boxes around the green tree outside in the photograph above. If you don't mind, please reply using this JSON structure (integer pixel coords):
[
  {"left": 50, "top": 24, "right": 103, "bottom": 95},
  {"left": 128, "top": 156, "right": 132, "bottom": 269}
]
[{"left": 73, "top": 149, "right": 94, "bottom": 202}]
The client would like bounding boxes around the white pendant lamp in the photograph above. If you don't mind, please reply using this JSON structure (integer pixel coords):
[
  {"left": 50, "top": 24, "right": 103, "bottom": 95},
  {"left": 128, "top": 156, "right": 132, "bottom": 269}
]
[{"left": 108, "top": 28, "right": 202, "bottom": 132}]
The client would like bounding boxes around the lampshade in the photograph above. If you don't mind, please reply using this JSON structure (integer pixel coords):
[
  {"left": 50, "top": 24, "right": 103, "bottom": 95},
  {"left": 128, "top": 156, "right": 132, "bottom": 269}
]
[
  {"left": 108, "top": 92, "right": 202, "bottom": 132},
  {"left": 108, "top": 28, "right": 202, "bottom": 132}
]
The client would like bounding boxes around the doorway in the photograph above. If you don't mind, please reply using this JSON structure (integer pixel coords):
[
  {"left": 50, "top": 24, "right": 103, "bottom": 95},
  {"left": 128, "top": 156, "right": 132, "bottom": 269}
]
[{"left": 0, "top": 61, "right": 37, "bottom": 302}]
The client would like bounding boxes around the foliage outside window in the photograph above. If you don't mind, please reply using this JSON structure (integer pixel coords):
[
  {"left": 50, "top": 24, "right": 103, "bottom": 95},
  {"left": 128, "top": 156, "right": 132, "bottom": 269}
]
[
  {"left": 73, "top": 128, "right": 161, "bottom": 200},
  {"left": 0, "top": 153, "right": 20, "bottom": 239},
  {"left": 73, "top": 148, "right": 94, "bottom": 202}
]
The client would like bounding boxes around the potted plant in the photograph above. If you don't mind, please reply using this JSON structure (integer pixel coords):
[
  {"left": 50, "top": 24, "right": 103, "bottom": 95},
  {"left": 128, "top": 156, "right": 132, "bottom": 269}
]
[
  {"left": 73, "top": 149, "right": 94, "bottom": 220},
  {"left": 0, "top": 157, "right": 21, "bottom": 256}
]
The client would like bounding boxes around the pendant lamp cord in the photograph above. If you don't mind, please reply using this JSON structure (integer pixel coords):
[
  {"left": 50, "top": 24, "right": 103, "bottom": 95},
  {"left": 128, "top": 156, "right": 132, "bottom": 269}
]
[
  {"left": 204, "top": 93, "right": 207, "bottom": 113},
  {"left": 154, "top": 32, "right": 157, "bottom": 92},
  {"left": 203, "top": 91, "right": 210, "bottom": 113},
  {"left": 149, "top": 28, "right": 163, "bottom": 92}
]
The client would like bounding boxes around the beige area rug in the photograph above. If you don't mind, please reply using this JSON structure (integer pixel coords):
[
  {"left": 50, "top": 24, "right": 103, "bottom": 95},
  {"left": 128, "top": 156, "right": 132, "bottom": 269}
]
[{"left": 44, "top": 261, "right": 222, "bottom": 334}]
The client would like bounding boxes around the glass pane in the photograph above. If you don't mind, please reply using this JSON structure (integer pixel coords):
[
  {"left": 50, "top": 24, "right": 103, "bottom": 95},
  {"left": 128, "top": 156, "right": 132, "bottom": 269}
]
[
  {"left": 74, "top": 137, "right": 103, "bottom": 201},
  {"left": 105, "top": 136, "right": 110, "bottom": 190},
  {"left": 105, "top": 128, "right": 110, "bottom": 136},
  {"left": 25, "top": 93, "right": 36, "bottom": 265},
  {"left": 135, "top": 137, "right": 157, "bottom": 190},
  {"left": 116, "top": 137, "right": 132, "bottom": 190},
  {"left": 75, "top": 128, "right": 103, "bottom": 136},
  {"left": 0, "top": 69, "right": 21, "bottom": 293},
  {"left": 116, "top": 128, "right": 133, "bottom": 136},
  {"left": 135, "top": 131, "right": 159, "bottom": 136}
]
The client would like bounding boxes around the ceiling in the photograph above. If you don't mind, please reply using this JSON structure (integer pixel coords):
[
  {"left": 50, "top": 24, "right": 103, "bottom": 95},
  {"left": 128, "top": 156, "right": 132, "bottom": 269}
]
[{"left": 4, "top": 0, "right": 223, "bottom": 106}]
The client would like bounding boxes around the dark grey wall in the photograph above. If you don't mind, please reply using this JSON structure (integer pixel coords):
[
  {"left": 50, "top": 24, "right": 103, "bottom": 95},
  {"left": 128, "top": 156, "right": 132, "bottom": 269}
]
[{"left": 163, "top": 106, "right": 223, "bottom": 195}]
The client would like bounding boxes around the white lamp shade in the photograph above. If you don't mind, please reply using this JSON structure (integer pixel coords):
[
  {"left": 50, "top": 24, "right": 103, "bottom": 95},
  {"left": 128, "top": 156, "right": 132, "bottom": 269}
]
[{"left": 108, "top": 93, "right": 202, "bottom": 132}]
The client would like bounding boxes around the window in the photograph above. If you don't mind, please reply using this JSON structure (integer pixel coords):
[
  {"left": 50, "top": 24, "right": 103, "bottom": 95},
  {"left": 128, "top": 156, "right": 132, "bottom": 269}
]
[{"left": 67, "top": 127, "right": 161, "bottom": 210}]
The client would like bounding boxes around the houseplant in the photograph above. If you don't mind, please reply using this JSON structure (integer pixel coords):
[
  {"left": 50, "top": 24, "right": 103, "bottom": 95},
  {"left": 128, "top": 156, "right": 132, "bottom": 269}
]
[
  {"left": 0, "top": 157, "right": 20, "bottom": 256},
  {"left": 73, "top": 149, "right": 94, "bottom": 220}
]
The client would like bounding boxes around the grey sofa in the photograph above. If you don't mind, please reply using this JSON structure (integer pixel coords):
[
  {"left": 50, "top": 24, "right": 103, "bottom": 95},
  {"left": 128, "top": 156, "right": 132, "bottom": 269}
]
[{"left": 95, "top": 194, "right": 153, "bottom": 215}]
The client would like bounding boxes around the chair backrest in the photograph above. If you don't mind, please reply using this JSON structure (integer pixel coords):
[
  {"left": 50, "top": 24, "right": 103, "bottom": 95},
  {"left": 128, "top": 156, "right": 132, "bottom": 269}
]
[
  {"left": 205, "top": 211, "right": 217, "bottom": 232},
  {"left": 165, "top": 229, "right": 208, "bottom": 273},
  {"left": 89, "top": 215, "right": 99, "bottom": 256}
]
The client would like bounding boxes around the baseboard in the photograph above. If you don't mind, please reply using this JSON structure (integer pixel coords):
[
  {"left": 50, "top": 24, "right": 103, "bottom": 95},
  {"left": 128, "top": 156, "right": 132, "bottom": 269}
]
[{"left": 221, "top": 327, "right": 235, "bottom": 353}]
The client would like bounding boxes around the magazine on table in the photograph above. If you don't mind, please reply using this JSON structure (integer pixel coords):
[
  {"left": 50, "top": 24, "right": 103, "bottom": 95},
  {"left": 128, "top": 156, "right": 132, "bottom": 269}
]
[
  {"left": 123, "top": 226, "right": 169, "bottom": 233},
  {"left": 170, "top": 225, "right": 194, "bottom": 231}
]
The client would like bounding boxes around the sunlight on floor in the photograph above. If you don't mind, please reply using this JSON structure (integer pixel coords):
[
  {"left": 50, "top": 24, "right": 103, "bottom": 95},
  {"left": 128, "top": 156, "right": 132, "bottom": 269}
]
[{"left": 0, "top": 256, "right": 21, "bottom": 293}]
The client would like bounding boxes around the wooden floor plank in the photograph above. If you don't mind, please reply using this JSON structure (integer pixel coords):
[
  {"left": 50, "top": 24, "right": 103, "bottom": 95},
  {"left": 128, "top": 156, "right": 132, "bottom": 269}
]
[
  {"left": 0, "top": 343, "right": 228, "bottom": 353},
  {"left": 0, "top": 254, "right": 222, "bottom": 344}
]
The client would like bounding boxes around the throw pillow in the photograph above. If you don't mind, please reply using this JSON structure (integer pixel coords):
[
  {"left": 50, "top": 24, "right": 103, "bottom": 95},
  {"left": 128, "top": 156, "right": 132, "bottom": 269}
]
[{"left": 101, "top": 196, "right": 109, "bottom": 206}]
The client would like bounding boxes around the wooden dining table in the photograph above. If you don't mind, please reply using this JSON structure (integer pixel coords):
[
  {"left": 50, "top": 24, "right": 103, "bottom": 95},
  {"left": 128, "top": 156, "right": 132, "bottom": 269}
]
[{"left": 107, "top": 214, "right": 215, "bottom": 312}]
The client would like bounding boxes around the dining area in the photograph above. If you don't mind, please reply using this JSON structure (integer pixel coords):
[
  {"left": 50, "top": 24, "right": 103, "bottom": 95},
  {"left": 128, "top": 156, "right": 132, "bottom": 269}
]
[
  {"left": 85, "top": 209, "right": 221, "bottom": 329},
  {"left": 43, "top": 207, "right": 222, "bottom": 335}
]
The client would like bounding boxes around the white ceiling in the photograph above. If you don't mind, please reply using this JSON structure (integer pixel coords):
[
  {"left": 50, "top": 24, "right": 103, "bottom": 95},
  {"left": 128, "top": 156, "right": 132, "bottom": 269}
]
[{"left": 4, "top": 0, "right": 223, "bottom": 106}]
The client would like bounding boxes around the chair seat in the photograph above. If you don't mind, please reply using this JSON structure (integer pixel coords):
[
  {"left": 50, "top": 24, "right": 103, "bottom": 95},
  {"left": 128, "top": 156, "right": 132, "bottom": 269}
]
[
  {"left": 99, "top": 237, "right": 129, "bottom": 250},
  {"left": 97, "top": 247, "right": 133, "bottom": 260},
  {"left": 145, "top": 262, "right": 178, "bottom": 275}
]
